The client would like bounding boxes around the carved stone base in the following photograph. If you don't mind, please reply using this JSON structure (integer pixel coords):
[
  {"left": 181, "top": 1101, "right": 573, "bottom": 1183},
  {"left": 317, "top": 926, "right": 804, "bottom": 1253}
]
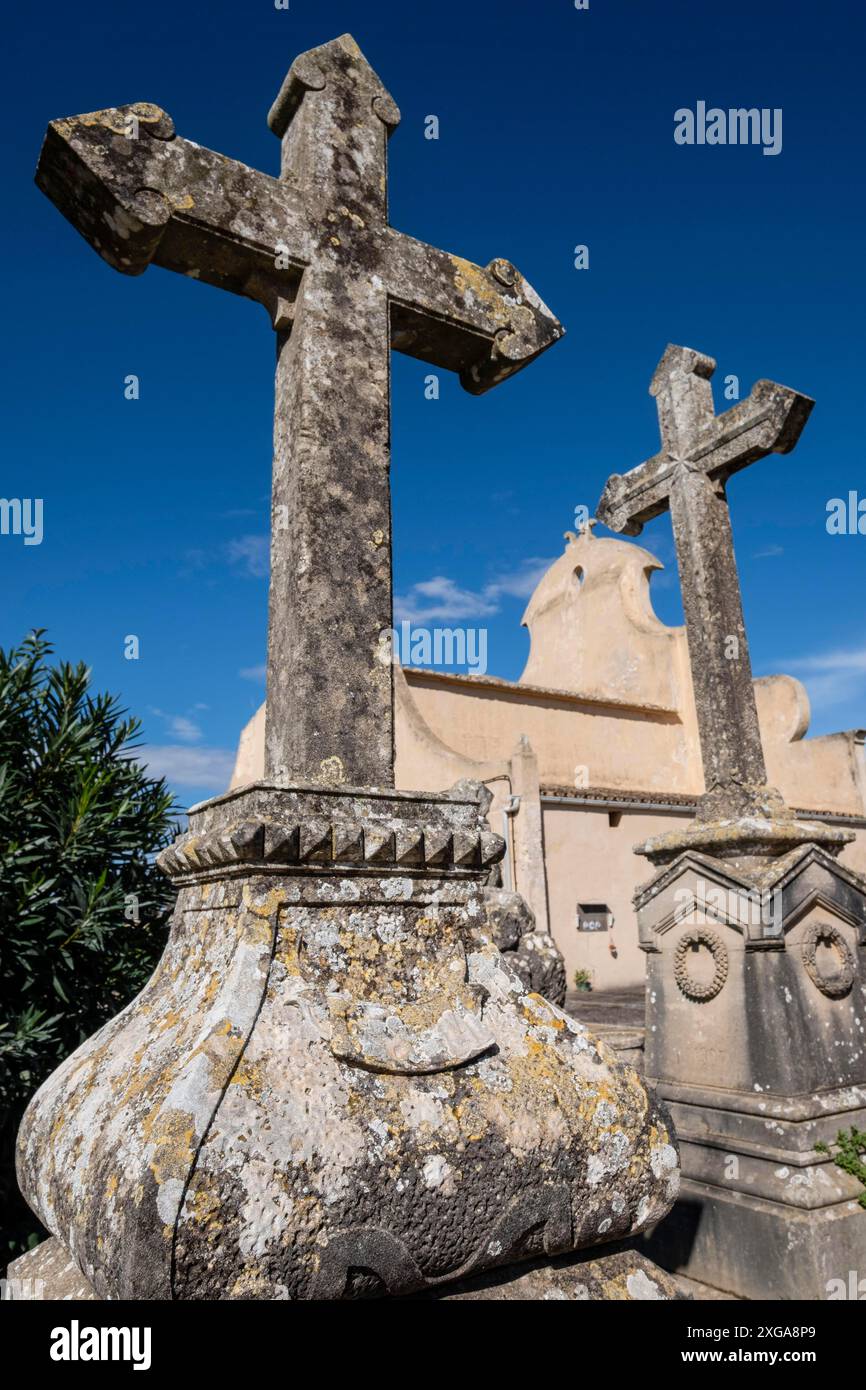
[
  {"left": 478, "top": 887, "right": 567, "bottom": 1005},
  {"left": 16, "top": 781, "right": 679, "bottom": 1300},
  {"left": 644, "top": 1175, "right": 866, "bottom": 1302},
  {"left": 636, "top": 838, "right": 866, "bottom": 1300},
  {"left": 637, "top": 797, "right": 852, "bottom": 869}
]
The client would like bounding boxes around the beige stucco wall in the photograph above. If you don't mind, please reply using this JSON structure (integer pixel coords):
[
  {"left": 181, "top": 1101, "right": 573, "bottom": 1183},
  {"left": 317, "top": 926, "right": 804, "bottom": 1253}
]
[
  {"left": 405, "top": 674, "right": 692, "bottom": 795},
  {"left": 543, "top": 804, "right": 688, "bottom": 990}
]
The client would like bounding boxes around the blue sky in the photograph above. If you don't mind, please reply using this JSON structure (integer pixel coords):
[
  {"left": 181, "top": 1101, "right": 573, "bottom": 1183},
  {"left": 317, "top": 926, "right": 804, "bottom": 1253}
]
[{"left": 2, "top": 0, "right": 864, "bottom": 811}]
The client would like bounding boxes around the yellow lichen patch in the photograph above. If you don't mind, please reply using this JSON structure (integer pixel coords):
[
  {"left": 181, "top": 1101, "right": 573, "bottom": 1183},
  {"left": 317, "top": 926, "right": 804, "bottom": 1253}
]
[
  {"left": 276, "top": 925, "right": 302, "bottom": 976},
  {"left": 335, "top": 205, "right": 366, "bottom": 229},
  {"left": 130, "top": 102, "right": 167, "bottom": 123},
  {"left": 228, "top": 1268, "right": 278, "bottom": 1299},
  {"left": 186, "top": 1018, "right": 246, "bottom": 1089},
  {"left": 171, "top": 194, "right": 195, "bottom": 211},
  {"left": 73, "top": 103, "right": 166, "bottom": 135},
  {"left": 190, "top": 1185, "right": 224, "bottom": 1235},
  {"left": 453, "top": 1096, "right": 489, "bottom": 1144},
  {"left": 230, "top": 1058, "right": 265, "bottom": 1102},
  {"left": 583, "top": 1078, "right": 620, "bottom": 1128},
  {"left": 450, "top": 256, "right": 511, "bottom": 325},
  {"left": 521, "top": 994, "right": 565, "bottom": 1029},
  {"left": 241, "top": 881, "right": 285, "bottom": 922},
  {"left": 145, "top": 1108, "right": 196, "bottom": 1187},
  {"left": 202, "top": 972, "right": 220, "bottom": 1007},
  {"left": 319, "top": 754, "right": 347, "bottom": 785},
  {"left": 157, "top": 1009, "right": 184, "bottom": 1034},
  {"left": 597, "top": 1271, "right": 633, "bottom": 1301}
]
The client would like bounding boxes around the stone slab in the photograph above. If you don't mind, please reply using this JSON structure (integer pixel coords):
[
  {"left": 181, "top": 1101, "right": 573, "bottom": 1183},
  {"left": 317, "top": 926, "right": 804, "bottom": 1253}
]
[{"left": 643, "top": 1178, "right": 866, "bottom": 1302}]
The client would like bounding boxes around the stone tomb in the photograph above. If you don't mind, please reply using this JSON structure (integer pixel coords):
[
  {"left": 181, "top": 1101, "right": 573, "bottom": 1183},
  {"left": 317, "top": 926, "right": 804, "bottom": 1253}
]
[
  {"left": 598, "top": 344, "right": 866, "bottom": 1300},
  {"left": 637, "top": 843, "right": 866, "bottom": 1299}
]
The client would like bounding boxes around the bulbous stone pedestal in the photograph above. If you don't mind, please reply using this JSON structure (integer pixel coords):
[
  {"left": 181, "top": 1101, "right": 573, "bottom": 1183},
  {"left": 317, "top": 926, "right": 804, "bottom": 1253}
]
[{"left": 17, "top": 781, "right": 679, "bottom": 1300}]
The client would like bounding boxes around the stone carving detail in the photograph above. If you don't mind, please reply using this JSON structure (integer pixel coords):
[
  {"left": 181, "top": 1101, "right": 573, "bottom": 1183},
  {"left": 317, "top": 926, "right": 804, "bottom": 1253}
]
[
  {"left": 674, "top": 927, "right": 728, "bottom": 1002},
  {"left": 800, "top": 921, "right": 855, "bottom": 999},
  {"left": 310, "top": 1184, "right": 572, "bottom": 1298},
  {"left": 325, "top": 938, "right": 495, "bottom": 1074},
  {"left": 158, "top": 818, "right": 505, "bottom": 879},
  {"left": 480, "top": 887, "right": 567, "bottom": 1005}
]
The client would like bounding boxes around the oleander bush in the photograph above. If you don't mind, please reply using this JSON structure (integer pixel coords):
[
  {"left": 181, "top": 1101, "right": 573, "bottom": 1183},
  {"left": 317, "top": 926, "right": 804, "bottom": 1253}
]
[{"left": 0, "top": 632, "right": 178, "bottom": 1264}]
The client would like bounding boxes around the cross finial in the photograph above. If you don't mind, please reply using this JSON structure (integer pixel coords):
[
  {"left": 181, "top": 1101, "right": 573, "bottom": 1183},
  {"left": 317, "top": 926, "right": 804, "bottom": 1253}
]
[
  {"left": 649, "top": 344, "right": 716, "bottom": 457},
  {"left": 268, "top": 34, "right": 401, "bottom": 139}
]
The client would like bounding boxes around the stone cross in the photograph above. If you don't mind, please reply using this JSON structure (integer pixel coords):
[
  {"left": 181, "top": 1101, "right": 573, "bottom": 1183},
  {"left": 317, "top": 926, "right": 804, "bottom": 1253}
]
[
  {"left": 597, "top": 345, "right": 813, "bottom": 817},
  {"left": 36, "top": 33, "right": 563, "bottom": 789}
]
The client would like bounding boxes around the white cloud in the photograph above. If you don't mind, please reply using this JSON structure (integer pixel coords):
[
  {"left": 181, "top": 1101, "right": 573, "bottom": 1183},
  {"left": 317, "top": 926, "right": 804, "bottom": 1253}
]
[
  {"left": 239, "top": 664, "right": 267, "bottom": 683},
  {"left": 786, "top": 647, "right": 866, "bottom": 674},
  {"left": 168, "top": 715, "right": 203, "bottom": 743},
  {"left": 395, "top": 577, "right": 499, "bottom": 623},
  {"left": 754, "top": 544, "right": 784, "bottom": 559},
  {"left": 394, "top": 557, "right": 554, "bottom": 624},
  {"left": 150, "top": 708, "right": 203, "bottom": 743},
  {"left": 227, "top": 534, "right": 270, "bottom": 578},
  {"left": 138, "top": 744, "right": 236, "bottom": 790},
  {"left": 782, "top": 646, "right": 866, "bottom": 712},
  {"left": 488, "top": 557, "right": 555, "bottom": 601}
]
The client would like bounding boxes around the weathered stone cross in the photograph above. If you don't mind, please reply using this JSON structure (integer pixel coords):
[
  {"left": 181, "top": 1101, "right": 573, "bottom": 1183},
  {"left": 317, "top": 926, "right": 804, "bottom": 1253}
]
[
  {"left": 597, "top": 345, "right": 813, "bottom": 819},
  {"left": 37, "top": 33, "right": 562, "bottom": 788}
]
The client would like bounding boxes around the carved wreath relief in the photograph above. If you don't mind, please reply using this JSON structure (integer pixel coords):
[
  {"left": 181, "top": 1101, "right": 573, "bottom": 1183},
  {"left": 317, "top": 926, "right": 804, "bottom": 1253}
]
[
  {"left": 800, "top": 921, "right": 855, "bottom": 998},
  {"left": 674, "top": 927, "right": 729, "bottom": 1002}
]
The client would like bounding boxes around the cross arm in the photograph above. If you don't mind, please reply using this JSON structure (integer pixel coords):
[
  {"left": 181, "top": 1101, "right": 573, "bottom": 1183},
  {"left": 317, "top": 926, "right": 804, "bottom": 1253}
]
[
  {"left": 36, "top": 103, "right": 311, "bottom": 307},
  {"left": 597, "top": 378, "right": 814, "bottom": 536},
  {"left": 596, "top": 450, "right": 673, "bottom": 535},
  {"left": 382, "top": 230, "right": 564, "bottom": 395},
  {"left": 686, "top": 378, "right": 814, "bottom": 485}
]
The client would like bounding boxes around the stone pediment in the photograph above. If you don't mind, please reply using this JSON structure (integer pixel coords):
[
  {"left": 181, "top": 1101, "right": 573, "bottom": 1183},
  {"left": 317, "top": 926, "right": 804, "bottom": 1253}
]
[
  {"left": 519, "top": 525, "right": 687, "bottom": 711},
  {"left": 635, "top": 842, "right": 866, "bottom": 952}
]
